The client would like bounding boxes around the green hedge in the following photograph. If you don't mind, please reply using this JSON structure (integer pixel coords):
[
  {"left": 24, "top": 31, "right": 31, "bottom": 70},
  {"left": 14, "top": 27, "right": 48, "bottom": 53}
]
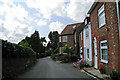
[
  {"left": 2, "top": 40, "right": 37, "bottom": 79},
  {"left": 2, "top": 40, "right": 36, "bottom": 58}
]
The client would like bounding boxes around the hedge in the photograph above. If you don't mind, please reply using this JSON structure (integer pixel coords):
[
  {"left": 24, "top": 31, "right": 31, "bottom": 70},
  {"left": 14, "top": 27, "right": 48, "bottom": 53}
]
[{"left": 1, "top": 40, "right": 37, "bottom": 79}]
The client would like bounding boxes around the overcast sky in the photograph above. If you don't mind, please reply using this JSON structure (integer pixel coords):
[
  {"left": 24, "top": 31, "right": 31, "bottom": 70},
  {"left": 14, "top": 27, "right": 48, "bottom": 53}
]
[{"left": 0, "top": 0, "right": 94, "bottom": 44}]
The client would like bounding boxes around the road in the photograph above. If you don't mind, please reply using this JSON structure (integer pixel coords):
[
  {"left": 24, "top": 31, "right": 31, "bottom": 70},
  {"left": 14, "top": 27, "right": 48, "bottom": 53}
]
[{"left": 18, "top": 57, "right": 96, "bottom": 79}]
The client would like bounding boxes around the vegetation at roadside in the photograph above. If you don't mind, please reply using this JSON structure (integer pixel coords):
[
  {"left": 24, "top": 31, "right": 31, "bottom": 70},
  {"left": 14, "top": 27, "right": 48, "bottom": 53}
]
[
  {"left": 2, "top": 39, "right": 37, "bottom": 79},
  {"left": 51, "top": 53, "right": 80, "bottom": 63},
  {"left": 2, "top": 30, "right": 52, "bottom": 79}
]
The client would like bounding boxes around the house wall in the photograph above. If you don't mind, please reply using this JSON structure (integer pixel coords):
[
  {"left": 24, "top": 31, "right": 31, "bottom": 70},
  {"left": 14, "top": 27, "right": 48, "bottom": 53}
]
[
  {"left": 90, "top": 2, "right": 120, "bottom": 74},
  {"left": 60, "top": 34, "right": 75, "bottom": 54}
]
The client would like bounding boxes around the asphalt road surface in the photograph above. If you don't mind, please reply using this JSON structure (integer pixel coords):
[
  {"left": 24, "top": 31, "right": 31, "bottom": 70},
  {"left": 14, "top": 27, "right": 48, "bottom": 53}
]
[{"left": 18, "top": 57, "right": 96, "bottom": 79}]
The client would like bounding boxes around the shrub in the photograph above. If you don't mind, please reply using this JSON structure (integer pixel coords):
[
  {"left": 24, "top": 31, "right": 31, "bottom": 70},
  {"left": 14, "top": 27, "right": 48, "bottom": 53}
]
[
  {"left": 62, "top": 44, "right": 71, "bottom": 53},
  {"left": 98, "top": 64, "right": 105, "bottom": 74},
  {"left": 2, "top": 40, "right": 36, "bottom": 58},
  {"left": 2, "top": 39, "right": 37, "bottom": 79},
  {"left": 70, "top": 54, "right": 79, "bottom": 61},
  {"left": 77, "top": 59, "right": 89, "bottom": 69}
]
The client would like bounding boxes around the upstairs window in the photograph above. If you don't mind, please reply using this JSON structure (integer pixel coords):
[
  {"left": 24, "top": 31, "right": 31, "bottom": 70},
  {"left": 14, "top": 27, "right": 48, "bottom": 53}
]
[
  {"left": 98, "top": 4, "right": 106, "bottom": 28},
  {"left": 62, "top": 36, "right": 67, "bottom": 42},
  {"left": 85, "top": 19, "right": 87, "bottom": 25},
  {"left": 81, "top": 32, "right": 82, "bottom": 40},
  {"left": 73, "top": 25, "right": 76, "bottom": 29}
]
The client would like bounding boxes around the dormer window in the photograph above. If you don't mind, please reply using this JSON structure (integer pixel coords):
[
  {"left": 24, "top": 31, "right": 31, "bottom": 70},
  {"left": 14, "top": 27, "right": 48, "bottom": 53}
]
[
  {"left": 73, "top": 25, "right": 76, "bottom": 29},
  {"left": 85, "top": 19, "right": 87, "bottom": 25}
]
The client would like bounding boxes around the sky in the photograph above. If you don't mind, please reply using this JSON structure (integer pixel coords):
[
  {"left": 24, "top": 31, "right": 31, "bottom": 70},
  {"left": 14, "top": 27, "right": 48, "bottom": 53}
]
[{"left": 0, "top": 0, "right": 95, "bottom": 44}]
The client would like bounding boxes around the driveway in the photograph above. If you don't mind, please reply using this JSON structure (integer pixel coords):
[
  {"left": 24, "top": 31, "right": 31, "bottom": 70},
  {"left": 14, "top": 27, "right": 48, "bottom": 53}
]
[{"left": 18, "top": 57, "right": 96, "bottom": 79}]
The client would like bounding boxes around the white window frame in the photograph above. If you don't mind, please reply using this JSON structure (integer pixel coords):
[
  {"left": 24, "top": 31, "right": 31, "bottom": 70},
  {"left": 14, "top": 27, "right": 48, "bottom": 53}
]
[
  {"left": 85, "top": 19, "right": 87, "bottom": 25},
  {"left": 59, "top": 37, "right": 61, "bottom": 42},
  {"left": 98, "top": 4, "right": 106, "bottom": 28},
  {"left": 87, "top": 48, "right": 89, "bottom": 59},
  {"left": 81, "top": 32, "right": 82, "bottom": 40},
  {"left": 62, "top": 36, "right": 67, "bottom": 42},
  {"left": 100, "top": 40, "right": 108, "bottom": 63}
]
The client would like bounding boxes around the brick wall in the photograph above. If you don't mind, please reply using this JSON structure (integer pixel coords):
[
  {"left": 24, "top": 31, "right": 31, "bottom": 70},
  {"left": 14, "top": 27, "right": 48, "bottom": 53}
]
[
  {"left": 90, "top": 2, "right": 120, "bottom": 74},
  {"left": 60, "top": 34, "right": 75, "bottom": 54}
]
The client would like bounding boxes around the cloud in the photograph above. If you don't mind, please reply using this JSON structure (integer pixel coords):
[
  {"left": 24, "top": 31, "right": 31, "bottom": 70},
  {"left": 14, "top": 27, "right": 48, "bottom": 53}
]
[
  {"left": 26, "top": 0, "right": 94, "bottom": 22},
  {"left": 0, "top": 0, "right": 34, "bottom": 43},
  {"left": 35, "top": 19, "right": 47, "bottom": 26},
  {"left": 49, "top": 21, "right": 64, "bottom": 33},
  {"left": 66, "top": 0, "right": 94, "bottom": 21},
  {"left": 26, "top": 0, "right": 67, "bottom": 20}
]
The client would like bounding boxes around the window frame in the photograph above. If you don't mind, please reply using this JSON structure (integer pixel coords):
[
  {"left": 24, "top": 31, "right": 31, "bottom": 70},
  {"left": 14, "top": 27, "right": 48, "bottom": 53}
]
[
  {"left": 62, "top": 36, "right": 67, "bottom": 42},
  {"left": 98, "top": 4, "right": 106, "bottom": 28},
  {"left": 59, "top": 36, "right": 61, "bottom": 42},
  {"left": 81, "top": 32, "right": 82, "bottom": 40},
  {"left": 100, "top": 40, "right": 108, "bottom": 63}
]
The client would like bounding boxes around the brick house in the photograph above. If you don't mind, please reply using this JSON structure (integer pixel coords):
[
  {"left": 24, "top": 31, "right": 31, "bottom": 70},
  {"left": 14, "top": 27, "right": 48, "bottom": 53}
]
[
  {"left": 88, "top": 1, "right": 120, "bottom": 74},
  {"left": 75, "top": 23, "right": 85, "bottom": 58},
  {"left": 59, "top": 23, "right": 82, "bottom": 54}
]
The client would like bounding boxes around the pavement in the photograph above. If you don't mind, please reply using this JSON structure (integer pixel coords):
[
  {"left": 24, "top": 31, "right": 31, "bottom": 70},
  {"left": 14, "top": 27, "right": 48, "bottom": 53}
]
[
  {"left": 82, "top": 67, "right": 111, "bottom": 80},
  {"left": 18, "top": 57, "right": 97, "bottom": 79}
]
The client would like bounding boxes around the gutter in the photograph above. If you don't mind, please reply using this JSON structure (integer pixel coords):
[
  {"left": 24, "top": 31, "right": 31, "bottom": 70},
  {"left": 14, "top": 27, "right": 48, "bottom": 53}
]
[{"left": 116, "top": 0, "right": 120, "bottom": 42}]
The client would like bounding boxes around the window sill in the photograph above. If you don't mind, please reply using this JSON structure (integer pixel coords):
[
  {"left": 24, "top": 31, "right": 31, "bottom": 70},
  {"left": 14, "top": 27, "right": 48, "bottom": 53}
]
[
  {"left": 101, "top": 59, "right": 108, "bottom": 63},
  {"left": 99, "top": 24, "right": 106, "bottom": 29}
]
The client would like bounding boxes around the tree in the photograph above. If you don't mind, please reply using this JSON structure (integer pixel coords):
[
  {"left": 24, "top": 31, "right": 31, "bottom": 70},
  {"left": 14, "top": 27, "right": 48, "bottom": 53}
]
[
  {"left": 48, "top": 31, "right": 59, "bottom": 50},
  {"left": 19, "top": 30, "right": 46, "bottom": 53}
]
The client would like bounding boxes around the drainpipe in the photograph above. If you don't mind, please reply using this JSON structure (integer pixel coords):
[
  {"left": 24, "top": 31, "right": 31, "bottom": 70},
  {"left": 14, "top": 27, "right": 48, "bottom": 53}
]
[{"left": 116, "top": 0, "right": 120, "bottom": 42}]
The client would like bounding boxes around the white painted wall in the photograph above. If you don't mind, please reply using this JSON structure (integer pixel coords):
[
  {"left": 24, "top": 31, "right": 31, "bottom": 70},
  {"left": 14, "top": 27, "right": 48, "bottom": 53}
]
[{"left": 83, "top": 23, "right": 92, "bottom": 66}]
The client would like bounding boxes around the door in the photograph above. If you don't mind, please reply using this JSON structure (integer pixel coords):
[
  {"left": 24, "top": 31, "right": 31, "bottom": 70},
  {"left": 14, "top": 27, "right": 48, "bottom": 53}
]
[{"left": 94, "top": 37, "right": 98, "bottom": 69}]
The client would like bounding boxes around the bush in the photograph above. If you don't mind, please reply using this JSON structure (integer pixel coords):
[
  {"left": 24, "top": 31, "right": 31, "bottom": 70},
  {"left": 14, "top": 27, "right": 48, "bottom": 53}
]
[
  {"left": 77, "top": 59, "right": 89, "bottom": 69},
  {"left": 2, "top": 39, "right": 37, "bottom": 79},
  {"left": 51, "top": 54, "right": 58, "bottom": 60},
  {"left": 2, "top": 40, "right": 36, "bottom": 58},
  {"left": 70, "top": 54, "right": 79, "bottom": 61},
  {"left": 110, "top": 71, "right": 120, "bottom": 80},
  {"left": 62, "top": 44, "right": 71, "bottom": 53},
  {"left": 51, "top": 54, "right": 70, "bottom": 63}
]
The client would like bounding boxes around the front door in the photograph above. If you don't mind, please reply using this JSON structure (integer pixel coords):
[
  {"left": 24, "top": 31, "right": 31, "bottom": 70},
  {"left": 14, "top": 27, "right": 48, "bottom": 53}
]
[{"left": 94, "top": 37, "right": 98, "bottom": 69}]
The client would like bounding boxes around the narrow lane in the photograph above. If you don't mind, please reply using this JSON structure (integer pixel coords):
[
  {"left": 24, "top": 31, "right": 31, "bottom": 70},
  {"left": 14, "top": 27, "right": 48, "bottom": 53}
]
[{"left": 18, "top": 57, "right": 96, "bottom": 79}]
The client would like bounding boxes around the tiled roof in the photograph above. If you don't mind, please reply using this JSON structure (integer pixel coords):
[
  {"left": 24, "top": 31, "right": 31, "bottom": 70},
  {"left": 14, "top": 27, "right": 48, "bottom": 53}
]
[{"left": 60, "top": 23, "right": 83, "bottom": 36}]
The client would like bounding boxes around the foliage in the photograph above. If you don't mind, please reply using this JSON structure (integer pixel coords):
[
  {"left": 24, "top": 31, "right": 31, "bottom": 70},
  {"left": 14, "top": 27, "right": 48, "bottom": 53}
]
[
  {"left": 18, "top": 30, "right": 46, "bottom": 53},
  {"left": 51, "top": 54, "right": 71, "bottom": 63},
  {"left": 110, "top": 71, "right": 120, "bottom": 80},
  {"left": 62, "top": 44, "right": 71, "bottom": 53},
  {"left": 98, "top": 63, "right": 105, "bottom": 74},
  {"left": 19, "top": 40, "right": 31, "bottom": 48},
  {"left": 76, "top": 59, "right": 89, "bottom": 69},
  {"left": 2, "top": 39, "right": 37, "bottom": 79},
  {"left": 2, "top": 40, "right": 36, "bottom": 58},
  {"left": 70, "top": 54, "right": 79, "bottom": 61},
  {"left": 48, "top": 31, "right": 59, "bottom": 50}
]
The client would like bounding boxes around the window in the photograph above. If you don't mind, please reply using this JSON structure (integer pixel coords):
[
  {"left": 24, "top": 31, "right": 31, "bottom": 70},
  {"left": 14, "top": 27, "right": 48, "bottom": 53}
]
[
  {"left": 59, "top": 37, "right": 61, "bottom": 42},
  {"left": 100, "top": 40, "right": 108, "bottom": 63},
  {"left": 98, "top": 4, "right": 106, "bottom": 28},
  {"left": 73, "top": 25, "right": 76, "bottom": 29},
  {"left": 85, "top": 19, "right": 87, "bottom": 25},
  {"left": 62, "top": 36, "right": 67, "bottom": 42},
  {"left": 81, "top": 32, "right": 82, "bottom": 40},
  {"left": 86, "top": 30, "right": 89, "bottom": 38},
  {"left": 87, "top": 49, "right": 89, "bottom": 59}
]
